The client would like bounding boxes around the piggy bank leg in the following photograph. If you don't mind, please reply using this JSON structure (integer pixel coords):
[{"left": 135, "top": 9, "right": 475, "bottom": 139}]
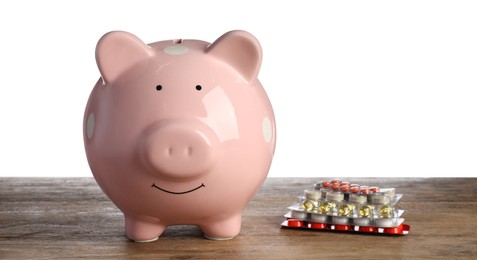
[
  {"left": 200, "top": 214, "right": 242, "bottom": 240},
  {"left": 125, "top": 215, "right": 165, "bottom": 242}
]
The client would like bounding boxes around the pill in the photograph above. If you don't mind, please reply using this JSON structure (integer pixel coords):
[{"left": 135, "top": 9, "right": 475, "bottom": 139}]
[
  {"left": 379, "top": 205, "right": 394, "bottom": 218},
  {"left": 311, "top": 213, "right": 329, "bottom": 223},
  {"left": 360, "top": 186, "right": 370, "bottom": 194},
  {"left": 331, "top": 183, "right": 340, "bottom": 190},
  {"left": 374, "top": 218, "right": 397, "bottom": 228},
  {"left": 380, "top": 188, "right": 396, "bottom": 197},
  {"left": 359, "top": 205, "right": 374, "bottom": 218},
  {"left": 350, "top": 193, "right": 367, "bottom": 204},
  {"left": 305, "top": 190, "right": 322, "bottom": 201},
  {"left": 370, "top": 186, "right": 380, "bottom": 193},
  {"left": 291, "top": 210, "right": 308, "bottom": 219},
  {"left": 370, "top": 193, "right": 391, "bottom": 204},
  {"left": 326, "top": 191, "right": 344, "bottom": 202},
  {"left": 301, "top": 199, "right": 317, "bottom": 212},
  {"left": 332, "top": 216, "right": 349, "bottom": 225},
  {"left": 338, "top": 204, "right": 354, "bottom": 217},
  {"left": 340, "top": 184, "right": 350, "bottom": 192},
  {"left": 353, "top": 218, "right": 372, "bottom": 226},
  {"left": 319, "top": 202, "right": 335, "bottom": 214}
]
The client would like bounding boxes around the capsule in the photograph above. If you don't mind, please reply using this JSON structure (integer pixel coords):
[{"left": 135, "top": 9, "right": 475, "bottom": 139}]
[
  {"left": 380, "top": 188, "right": 396, "bottom": 197},
  {"left": 318, "top": 202, "right": 335, "bottom": 214},
  {"left": 360, "top": 186, "right": 370, "bottom": 194},
  {"left": 311, "top": 213, "right": 329, "bottom": 223},
  {"left": 340, "top": 185, "right": 350, "bottom": 193},
  {"left": 379, "top": 205, "right": 394, "bottom": 218},
  {"left": 374, "top": 218, "right": 399, "bottom": 228},
  {"left": 332, "top": 216, "right": 349, "bottom": 225},
  {"left": 304, "top": 190, "right": 322, "bottom": 201},
  {"left": 358, "top": 205, "right": 374, "bottom": 218},
  {"left": 326, "top": 191, "right": 344, "bottom": 202},
  {"left": 370, "top": 193, "right": 391, "bottom": 204},
  {"left": 338, "top": 204, "right": 355, "bottom": 217},
  {"left": 353, "top": 217, "right": 372, "bottom": 226},
  {"left": 291, "top": 210, "right": 308, "bottom": 219},
  {"left": 301, "top": 199, "right": 317, "bottom": 212},
  {"left": 370, "top": 186, "right": 380, "bottom": 193},
  {"left": 350, "top": 186, "right": 360, "bottom": 193},
  {"left": 331, "top": 183, "right": 340, "bottom": 190},
  {"left": 349, "top": 193, "right": 367, "bottom": 204}
]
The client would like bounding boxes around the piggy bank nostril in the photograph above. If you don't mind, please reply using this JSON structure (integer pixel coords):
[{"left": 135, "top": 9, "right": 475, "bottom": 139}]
[
  {"left": 186, "top": 146, "right": 193, "bottom": 156},
  {"left": 164, "top": 146, "right": 194, "bottom": 157}
]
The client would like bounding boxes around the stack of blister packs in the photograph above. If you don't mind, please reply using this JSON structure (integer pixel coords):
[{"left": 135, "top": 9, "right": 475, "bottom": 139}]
[{"left": 281, "top": 179, "right": 410, "bottom": 235}]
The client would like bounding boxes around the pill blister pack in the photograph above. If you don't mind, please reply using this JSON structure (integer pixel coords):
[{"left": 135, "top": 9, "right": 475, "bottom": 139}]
[{"left": 281, "top": 179, "right": 410, "bottom": 235}]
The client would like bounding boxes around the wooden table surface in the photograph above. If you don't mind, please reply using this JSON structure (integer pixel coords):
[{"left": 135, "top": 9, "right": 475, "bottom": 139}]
[{"left": 0, "top": 177, "right": 476, "bottom": 259}]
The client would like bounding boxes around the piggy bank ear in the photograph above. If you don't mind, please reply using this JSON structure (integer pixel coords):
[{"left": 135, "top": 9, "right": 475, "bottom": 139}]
[
  {"left": 206, "top": 30, "right": 262, "bottom": 82},
  {"left": 95, "top": 31, "right": 153, "bottom": 85}
]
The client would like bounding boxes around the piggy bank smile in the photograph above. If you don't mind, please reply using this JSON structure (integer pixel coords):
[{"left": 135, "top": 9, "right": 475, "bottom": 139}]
[{"left": 151, "top": 182, "right": 205, "bottom": 195}]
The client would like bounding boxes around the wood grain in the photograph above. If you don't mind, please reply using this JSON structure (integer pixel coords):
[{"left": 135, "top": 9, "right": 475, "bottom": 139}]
[{"left": 0, "top": 178, "right": 476, "bottom": 259}]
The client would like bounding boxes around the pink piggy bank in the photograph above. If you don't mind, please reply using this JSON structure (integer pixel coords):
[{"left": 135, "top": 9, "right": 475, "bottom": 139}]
[{"left": 83, "top": 30, "right": 276, "bottom": 242}]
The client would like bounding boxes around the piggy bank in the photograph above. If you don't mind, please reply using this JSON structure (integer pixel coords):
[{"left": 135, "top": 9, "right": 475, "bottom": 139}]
[{"left": 83, "top": 30, "right": 276, "bottom": 242}]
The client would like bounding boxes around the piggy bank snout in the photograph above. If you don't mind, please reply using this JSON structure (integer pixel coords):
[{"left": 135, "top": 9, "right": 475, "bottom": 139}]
[{"left": 144, "top": 123, "right": 216, "bottom": 180}]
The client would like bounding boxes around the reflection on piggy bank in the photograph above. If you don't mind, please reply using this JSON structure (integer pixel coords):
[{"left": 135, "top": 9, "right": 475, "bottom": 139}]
[{"left": 83, "top": 30, "right": 276, "bottom": 242}]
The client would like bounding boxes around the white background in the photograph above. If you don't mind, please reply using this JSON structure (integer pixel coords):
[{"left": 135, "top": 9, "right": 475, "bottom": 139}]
[{"left": 0, "top": 0, "right": 475, "bottom": 177}]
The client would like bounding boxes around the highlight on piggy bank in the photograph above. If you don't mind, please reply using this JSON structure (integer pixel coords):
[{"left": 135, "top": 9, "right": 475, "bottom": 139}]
[{"left": 83, "top": 30, "right": 276, "bottom": 242}]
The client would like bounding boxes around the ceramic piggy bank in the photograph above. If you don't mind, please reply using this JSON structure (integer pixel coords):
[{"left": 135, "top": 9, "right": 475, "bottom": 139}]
[{"left": 83, "top": 30, "right": 276, "bottom": 242}]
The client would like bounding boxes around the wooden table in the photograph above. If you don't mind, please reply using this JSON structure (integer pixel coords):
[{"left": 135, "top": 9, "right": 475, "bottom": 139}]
[{"left": 0, "top": 178, "right": 475, "bottom": 259}]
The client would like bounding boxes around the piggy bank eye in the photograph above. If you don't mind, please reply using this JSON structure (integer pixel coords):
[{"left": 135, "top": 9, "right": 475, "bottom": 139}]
[
  {"left": 195, "top": 85, "right": 202, "bottom": 91},
  {"left": 156, "top": 85, "right": 163, "bottom": 91}
]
